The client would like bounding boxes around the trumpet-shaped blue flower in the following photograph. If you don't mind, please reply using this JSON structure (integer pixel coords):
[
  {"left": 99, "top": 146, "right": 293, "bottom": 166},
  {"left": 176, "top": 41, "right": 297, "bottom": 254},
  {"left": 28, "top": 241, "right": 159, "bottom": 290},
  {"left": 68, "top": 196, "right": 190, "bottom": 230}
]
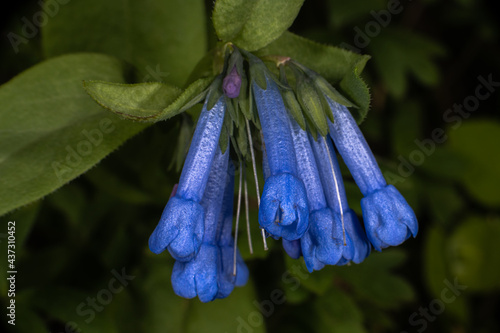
[
  {"left": 149, "top": 95, "right": 226, "bottom": 261},
  {"left": 287, "top": 117, "right": 355, "bottom": 271},
  {"left": 309, "top": 135, "right": 371, "bottom": 264},
  {"left": 172, "top": 146, "right": 229, "bottom": 302},
  {"left": 325, "top": 97, "right": 418, "bottom": 251},
  {"left": 254, "top": 77, "right": 309, "bottom": 241}
]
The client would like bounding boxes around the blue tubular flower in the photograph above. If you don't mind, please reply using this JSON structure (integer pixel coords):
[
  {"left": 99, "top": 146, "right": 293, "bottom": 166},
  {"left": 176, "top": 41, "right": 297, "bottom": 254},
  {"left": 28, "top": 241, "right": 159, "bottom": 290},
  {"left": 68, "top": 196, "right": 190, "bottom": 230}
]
[
  {"left": 149, "top": 95, "right": 226, "bottom": 261},
  {"left": 254, "top": 77, "right": 309, "bottom": 240},
  {"left": 287, "top": 116, "right": 354, "bottom": 271},
  {"left": 217, "top": 163, "right": 249, "bottom": 298},
  {"left": 171, "top": 146, "right": 229, "bottom": 303},
  {"left": 325, "top": 97, "right": 418, "bottom": 251},
  {"left": 263, "top": 145, "right": 301, "bottom": 258},
  {"left": 310, "top": 135, "right": 370, "bottom": 264}
]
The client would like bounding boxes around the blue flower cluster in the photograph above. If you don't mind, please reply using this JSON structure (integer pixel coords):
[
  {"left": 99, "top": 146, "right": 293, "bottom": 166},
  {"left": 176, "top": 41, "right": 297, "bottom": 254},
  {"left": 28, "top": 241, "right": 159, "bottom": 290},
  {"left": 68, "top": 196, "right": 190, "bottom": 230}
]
[
  {"left": 148, "top": 50, "right": 418, "bottom": 301},
  {"left": 255, "top": 74, "right": 417, "bottom": 272},
  {"left": 149, "top": 94, "right": 248, "bottom": 302}
]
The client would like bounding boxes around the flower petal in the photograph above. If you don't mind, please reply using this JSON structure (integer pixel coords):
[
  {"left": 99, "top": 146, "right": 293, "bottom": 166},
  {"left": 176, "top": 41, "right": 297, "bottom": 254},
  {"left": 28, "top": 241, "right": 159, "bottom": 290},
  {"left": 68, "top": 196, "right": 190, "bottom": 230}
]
[
  {"left": 361, "top": 185, "right": 418, "bottom": 251},
  {"left": 282, "top": 239, "right": 302, "bottom": 259},
  {"left": 149, "top": 196, "right": 204, "bottom": 261},
  {"left": 171, "top": 243, "right": 219, "bottom": 303}
]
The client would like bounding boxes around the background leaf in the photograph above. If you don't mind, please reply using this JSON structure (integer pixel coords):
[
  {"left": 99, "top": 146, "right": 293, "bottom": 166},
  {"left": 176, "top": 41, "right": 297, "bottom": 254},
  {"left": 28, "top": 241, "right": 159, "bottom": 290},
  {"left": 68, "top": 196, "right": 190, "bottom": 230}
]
[
  {"left": 312, "top": 288, "right": 367, "bottom": 333},
  {"left": 447, "top": 119, "right": 500, "bottom": 207},
  {"left": 448, "top": 216, "right": 500, "bottom": 291},
  {"left": 369, "top": 29, "right": 445, "bottom": 98},
  {"left": 0, "top": 53, "right": 146, "bottom": 217},
  {"left": 42, "top": 0, "right": 207, "bottom": 86},
  {"left": 213, "top": 0, "right": 304, "bottom": 51}
]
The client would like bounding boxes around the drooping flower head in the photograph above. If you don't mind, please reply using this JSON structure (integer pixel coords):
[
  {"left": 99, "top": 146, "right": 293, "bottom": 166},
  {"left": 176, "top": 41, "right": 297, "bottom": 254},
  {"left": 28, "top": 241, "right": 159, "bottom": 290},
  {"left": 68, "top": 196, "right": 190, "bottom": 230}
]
[
  {"left": 147, "top": 43, "right": 418, "bottom": 302},
  {"left": 171, "top": 145, "right": 228, "bottom": 302}
]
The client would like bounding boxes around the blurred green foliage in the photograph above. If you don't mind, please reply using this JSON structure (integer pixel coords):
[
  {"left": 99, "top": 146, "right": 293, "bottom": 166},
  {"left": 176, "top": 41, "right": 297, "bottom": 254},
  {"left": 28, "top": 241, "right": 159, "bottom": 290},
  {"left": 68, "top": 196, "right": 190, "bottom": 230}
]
[{"left": 1, "top": 0, "right": 500, "bottom": 332}]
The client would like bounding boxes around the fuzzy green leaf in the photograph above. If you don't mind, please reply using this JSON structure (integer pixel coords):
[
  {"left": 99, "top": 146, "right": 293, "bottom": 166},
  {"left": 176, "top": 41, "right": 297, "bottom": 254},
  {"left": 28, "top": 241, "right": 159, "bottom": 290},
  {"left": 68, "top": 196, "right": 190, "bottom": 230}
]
[
  {"left": 84, "top": 77, "right": 214, "bottom": 123},
  {"left": 0, "top": 54, "right": 147, "bottom": 217},
  {"left": 258, "top": 32, "right": 370, "bottom": 84},
  {"left": 258, "top": 32, "right": 371, "bottom": 122},
  {"left": 42, "top": 0, "right": 207, "bottom": 86},
  {"left": 83, "top": 81, "right": 183, "bottom": 121},
  {"left": 213, "top": 0, "right": 304, "bottom": 51},
  {"left": 339, "top": 56, "right": 371, "bottom": 123}
]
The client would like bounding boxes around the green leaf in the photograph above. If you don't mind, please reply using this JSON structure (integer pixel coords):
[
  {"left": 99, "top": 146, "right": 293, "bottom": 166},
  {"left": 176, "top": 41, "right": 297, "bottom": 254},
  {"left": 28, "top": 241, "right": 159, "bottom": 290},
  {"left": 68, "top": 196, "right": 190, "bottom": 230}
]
[
  {"left": 213, "top": 0, "right": 304, "bottom": 51},
  {"left": 424, "top": 226, "right": 468, "bottom": 321},
  {"left": 370, "top": 29, "right": 445, "bottom": 98},
  {"left": 15, "top": 306, "right": 49, "bottom": 333},
  {"left": 425, "top": 181, "right": 464, "bottom": 225},
  {"left": 447, "top": 119, "right": 500, "bottom": 206},
  {"left": 185, "top": 282, "right": 266, "bottom": 333},
  {"left": 448, "top": 216, "right": 500, "bottom": 291},
  {"left": 0, "top": 54, "right": 147, "bottom": 217},
  {"left": 257, "top": 32, "right": 371, "bottom": 122},
  {"left": 29, "top": 286, "right": 120, "bottom": 333},
  {"left": 42, "top": 0, "right": 207, "bottom": 86},
  {"left": 85, "top": 77, "right": 213, "bottom": 123},
  {"left": 339, "top": 56, "right": 371, "bottom": 123},
  {"left": 391, "top": 100, "right": 423, "bottom": 157},
  {"left": 47, "top": 184, "right": 87, "bottom": 226},
  {"left": 139, "top": 257, "right": 188, "bottom": 333},
  {"left": 333, "top": 250, "right": 414, "bottom": 309},
  {"left": 326, "top": 0, "right": 387, "bottom": 28},
  {"left": 258, "top": 32, "right": 370, "bottom": 85},
  {"left": 138, "top": 256, "right": 265, "bottom": 333},
  {"left": 169, "top": 116, "right": 194, "bottom": 173},
  {"left": 283, "top": 255, "right": 333, "bottom": 296},
  {"left": 158, "top": 77, "right": 215, "bottom": 121},
  {"left": 0, "top": 203, "right": 40, "bottom": 295},
  {"left": 86, "top": 166, "right": 154, "bottom": 204},
  {"left": 313, "top": 287, "right": 367, "bottom": 333},
  {"left": 83, "top": 81, "right": 183, "bottom": 121}
]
